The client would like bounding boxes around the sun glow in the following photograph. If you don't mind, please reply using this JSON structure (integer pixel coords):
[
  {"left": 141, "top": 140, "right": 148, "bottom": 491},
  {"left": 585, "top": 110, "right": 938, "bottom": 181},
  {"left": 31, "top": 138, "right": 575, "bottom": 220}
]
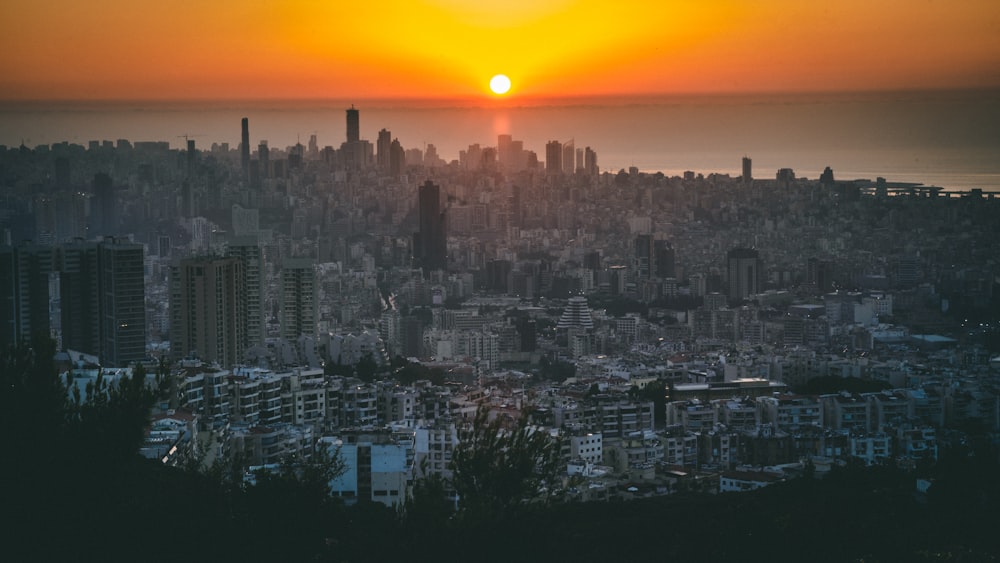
[{"left": 490, "top": 74, "right": 512, "bottom": 95}]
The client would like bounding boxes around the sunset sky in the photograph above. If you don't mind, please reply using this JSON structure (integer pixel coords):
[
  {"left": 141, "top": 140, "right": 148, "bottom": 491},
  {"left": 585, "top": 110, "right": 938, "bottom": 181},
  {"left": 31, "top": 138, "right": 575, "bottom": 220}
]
[{"left": 1, "top": 0, "right": 998, "bottom": 101}]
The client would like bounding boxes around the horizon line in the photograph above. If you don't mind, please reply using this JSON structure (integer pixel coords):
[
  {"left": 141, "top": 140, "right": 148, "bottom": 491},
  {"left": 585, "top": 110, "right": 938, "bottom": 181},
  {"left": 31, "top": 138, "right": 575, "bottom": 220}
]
[{"left": 2, "top": 86, "right": 997, "bottom": 109}]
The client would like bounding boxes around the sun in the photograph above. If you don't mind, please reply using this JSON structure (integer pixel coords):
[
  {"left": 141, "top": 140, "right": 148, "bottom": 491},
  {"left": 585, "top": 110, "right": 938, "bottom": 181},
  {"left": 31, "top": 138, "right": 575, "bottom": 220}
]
[{"left": 489, "top": 74, "right": 512, "bottom": 95}]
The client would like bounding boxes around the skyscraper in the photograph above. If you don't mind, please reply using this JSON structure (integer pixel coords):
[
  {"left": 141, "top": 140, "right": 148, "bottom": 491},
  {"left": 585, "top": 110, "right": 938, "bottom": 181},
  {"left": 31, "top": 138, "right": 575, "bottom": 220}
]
[
  {"left": 584, "top": 147, "right": 598, "bottom": 176},
  {"left": 227, "top": 237, "right": 264, "bottom": 346},
  {"left": 241, "top": 117, "right": 250, "bottom": 180},
  {"left": 561, "top": 140, "right": 575, "bottom": 175},
  {"left": 497, "top": 134, "right": 512, "bottom": 170},
  {"left": 742, "top": 156, "right": 752, "bottom": 185},
  {"left": 654, "top": 240, "right": 676, "bottom": 279},
  {"left": 99, "top": 238, "right": 146, "bottom": 367},
  {"left": 346, "top": 106, "right": 360, "bottom": 143},
  {"left": 170, "top": 256, "right": 247, "bottom": 367},
  {"left": 389, "top": 139, "right": 405, "bottom": 177},
  {"left": 258, "top": 141, "right": 269, "bottom": 179},
  {"left": 414, "top": 180, "right": 447, "bottom": 273},
  {"left": 60, "top": 240, "right": 101, "bottom": 357},
  {"left": 635, "top": 234, "right": 654, "bottom": 280},
  {"left": 377, "top": 128, "right": 392, "bottom": 171},
  {"left": 0, "top": 243, "right": 54, "bottom": 349},
  {"left": 727, "top": 247, "right": 761, "bottom": 303},
  {"left": 545, "top": 141, "right": 562, "bottom": 174},
  {"left": 60, "top": 238, "right": 146, "bottom": 366},
  {"left": 281, "top": 258, "right": 317, "bottom": 340}
]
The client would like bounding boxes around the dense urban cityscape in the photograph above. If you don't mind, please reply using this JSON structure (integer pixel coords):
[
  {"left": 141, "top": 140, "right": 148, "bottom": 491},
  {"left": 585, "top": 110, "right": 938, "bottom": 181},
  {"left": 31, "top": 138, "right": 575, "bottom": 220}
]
[{"left": 3, "top": 106, "right": 1000, "bottom": 560}]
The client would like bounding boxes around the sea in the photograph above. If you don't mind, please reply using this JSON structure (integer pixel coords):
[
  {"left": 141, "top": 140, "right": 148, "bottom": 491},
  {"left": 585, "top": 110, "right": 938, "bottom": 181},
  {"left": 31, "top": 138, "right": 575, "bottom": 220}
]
[{"left": 2, "top": 90, "right": 998, "bottom": 191}]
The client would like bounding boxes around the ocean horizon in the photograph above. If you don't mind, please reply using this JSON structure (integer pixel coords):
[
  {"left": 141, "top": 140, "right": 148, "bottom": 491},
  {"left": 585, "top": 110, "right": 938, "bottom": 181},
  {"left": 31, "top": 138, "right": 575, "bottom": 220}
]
[{"left": 2, "top": 89, "right": 998, "bottom": 190}]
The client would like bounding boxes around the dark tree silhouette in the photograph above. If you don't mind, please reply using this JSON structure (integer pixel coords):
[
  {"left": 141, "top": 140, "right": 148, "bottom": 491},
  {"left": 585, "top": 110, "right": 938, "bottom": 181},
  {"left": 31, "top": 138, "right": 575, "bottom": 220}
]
[{"left": 450, "top": 406, "right": 562, "bottom": 520}]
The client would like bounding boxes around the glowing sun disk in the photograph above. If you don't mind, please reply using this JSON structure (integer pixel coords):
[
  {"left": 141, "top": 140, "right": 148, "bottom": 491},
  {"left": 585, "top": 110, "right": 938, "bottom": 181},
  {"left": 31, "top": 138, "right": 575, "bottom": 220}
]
[{"left": 490, "top": 74, "right": 512, "bottom": 95}]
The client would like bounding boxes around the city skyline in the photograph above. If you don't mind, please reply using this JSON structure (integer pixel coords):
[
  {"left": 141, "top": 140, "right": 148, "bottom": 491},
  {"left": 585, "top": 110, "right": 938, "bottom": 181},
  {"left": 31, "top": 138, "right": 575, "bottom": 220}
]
[{"left": 1, "top": 1, "right": 998, "bottom": 101}]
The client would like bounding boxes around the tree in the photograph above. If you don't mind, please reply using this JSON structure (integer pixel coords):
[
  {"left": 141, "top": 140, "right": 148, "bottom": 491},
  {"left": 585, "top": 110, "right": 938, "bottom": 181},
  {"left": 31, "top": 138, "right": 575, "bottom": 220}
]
[
  {"left": 450, "top": 407, "right": 562, "bottom": 520},
  {"left": 355, "top": 351, "right": 379, "bottom": 382}
]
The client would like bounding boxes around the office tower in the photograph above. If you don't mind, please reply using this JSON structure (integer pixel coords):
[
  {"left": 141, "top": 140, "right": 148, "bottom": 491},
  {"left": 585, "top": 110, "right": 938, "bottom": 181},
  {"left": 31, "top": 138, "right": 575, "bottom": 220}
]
[
  {"left": 308, "top": 134, "right": 318, "bottom": 159},
  {"left": 241, "top": 117, "right": 250, "bottom": 179},
  {"left": 99, "top": 238, "right": 146, "bottom": 367},
  {"left": 819, "top": 166, "right": 835, "bottom": 187},
  {"left": 389, "top": 139, "right": 405, "bottom": 177},
  {"left": 0, "top": 243, "right": 54, "bottom": 349},
  {"left": 545, "top": 141, "right": 562, "bottom": 174},
  {"left": 727, "top": 247, "right": 761, "bottom": 303},
  {"left": 227, "top": 237, "right": 264, "bottom": 346},
  {"left": 584, "top": 147, "right": 598, "bottom": 176},
  {"left": 170, "top": 256, "right": 247, "bottom": 367},
  {"left": 742, "top": 156, "right": 752, "bottom": 185},
  {"left": 497, "top": 134, "right": 512, "bottom": 170},
  {"left": 635, "top": 234, "right": 654, "bottom": 280},
  {"left": 346, "top": 106, "right": 360, "bottom": 143},
  {"left": 281, "top": 258, "right": 317, "bottom": 340},
  {"left": 60, "top": 240, "right": 101, "bottom": 357},
  {"left": 562, "top": 140, "right": 575, "bottom": 175},
  {"left": 377, "top": 128, "right": 392, "bottom": 171},
  {"left": 91, "top": 172, "right": 116, "bottom": 237},
  {"left": 576, "top": 148, "right": 584, "bottom": 173},
  {"left": 654, "top": 240, "right": 676, "bottom": 278},
  {"left": 186, "top": 139, "right": 196, "bottom": 176},
  {"left": 258, "top": 141, "right": 269, "bottom": 179},
  {"left": 414, "top": 180, "right": 447, "bottom": 273}
]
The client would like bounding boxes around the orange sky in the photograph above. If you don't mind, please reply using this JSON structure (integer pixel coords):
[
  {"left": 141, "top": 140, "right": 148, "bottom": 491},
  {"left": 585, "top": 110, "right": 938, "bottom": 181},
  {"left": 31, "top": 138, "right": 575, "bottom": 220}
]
[{"left": 1, "top": 0, "right": 997, "bottom": 101}]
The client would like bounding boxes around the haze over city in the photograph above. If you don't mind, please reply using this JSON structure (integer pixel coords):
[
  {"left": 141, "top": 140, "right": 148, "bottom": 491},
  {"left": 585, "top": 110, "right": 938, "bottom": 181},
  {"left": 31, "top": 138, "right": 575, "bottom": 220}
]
[{"left": 2, "top": 2, "right": 1000, "bottom": 562}]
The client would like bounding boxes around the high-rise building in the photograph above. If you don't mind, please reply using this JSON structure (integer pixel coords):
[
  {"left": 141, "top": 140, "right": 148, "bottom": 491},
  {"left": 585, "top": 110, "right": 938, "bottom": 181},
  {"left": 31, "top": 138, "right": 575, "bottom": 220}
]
[
  {"left": 60, "top": 240, "right": 101, "bottom": 357},
  {"left": 281, "top": 258, "right": 317, "bottom": 340},
  {"left": 545, "top": 141, "right": 562, "bottom": 174},
  {"left": 497, "top": 134, "right": 512, "bottom": 170},
  {"left": 562, "top": 140, "right": 575, "bottom": 175},
  {"left": 0, "top": 243, "right": 54, "bottom": 349},
  {"left": 59, "top": 237, "right": 146, "bottom": 367},
  {"left": 227, "top": 237, "right": 264, "bottom": 346},
  {"left": 742, "top": 156, "right": 752, "bottom": 185},
  {"left": 414, "top": 180, "right": 447, "bottom": 273},
  {"left": 377, "top": 128, "right": 392, "bottom": 171},
  {"left": 241, "top": 117, "right": 250, "bottom": 180},
  {"left": 170, "top": 256, "right": 247, "bottom": 367},
  {"left": 389, "top": 139, "right": 405, "bottom": 177},
  {"left": 186, "top": 139, "right": 196, "bottom": 176},
  {"left": 258, "top": 141, "right": 269, "bottom": 179},
  {"left": 584, "top": 147, "right": 598, "bottom": 176},
  {"left": 727, "top": 247, "right": 761, "bottom": 303},
  {"left": 99, "top": 238, "right": 146, "bottom": 367},
  {"left": 635, "top": 234, "right": 654, "bottom": 280},
  {"left": 346, "top": 106, "right": 360, "bottom": 143},
  {"left": 654, "top": 240, "right": 676, "bottom": 279}
]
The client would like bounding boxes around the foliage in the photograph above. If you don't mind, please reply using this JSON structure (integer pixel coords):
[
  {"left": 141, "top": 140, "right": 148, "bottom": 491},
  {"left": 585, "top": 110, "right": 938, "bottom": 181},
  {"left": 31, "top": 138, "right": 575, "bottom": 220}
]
[
  {"left": 391, "top": 355, "right": 445, "bottom": 385},
  {"left": 450, "top": 407, "right": 563, "bottom": 520},
  {"left": 538, "top": 355, "right": 576, "bottom": 382}
]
